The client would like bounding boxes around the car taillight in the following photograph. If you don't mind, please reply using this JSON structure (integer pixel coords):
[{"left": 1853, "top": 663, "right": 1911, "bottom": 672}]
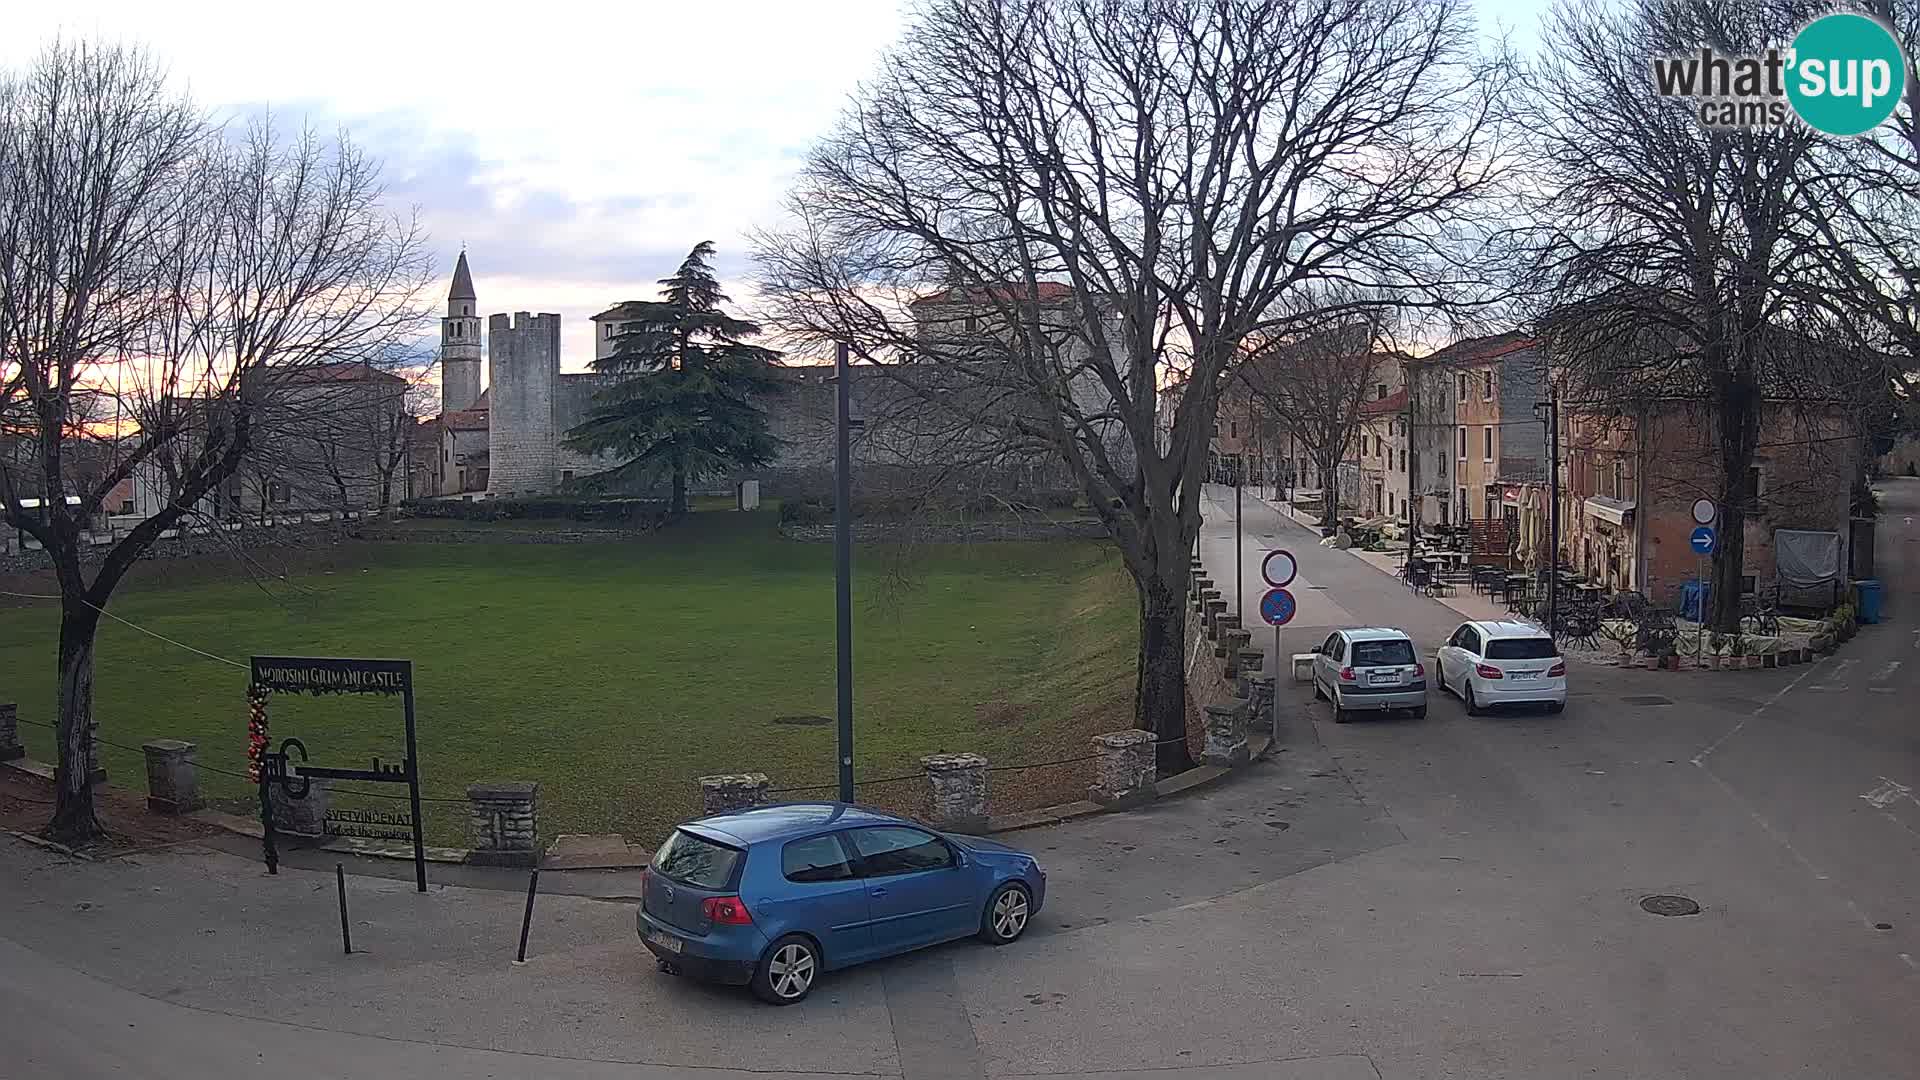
[
  {"left": 1338, "top": 667, "right": 1356, "bottom": 682},
  {"left": 702, "top": 896, "right": 754, "bottom": 925},
  {"left": 1476, "top": 663, "right": 1504, "bottom": 680},
  {"left": 1412, "top": 662, "right": 1425, "bottom": 677},
  {"left": 1547, "top": 660, "right": 1566, "bottom": 677}
]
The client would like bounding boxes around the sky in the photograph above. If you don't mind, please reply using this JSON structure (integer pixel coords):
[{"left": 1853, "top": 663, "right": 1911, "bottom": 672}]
[{"left": 7, "top": 0, "right": 1556, "bottom": 386}]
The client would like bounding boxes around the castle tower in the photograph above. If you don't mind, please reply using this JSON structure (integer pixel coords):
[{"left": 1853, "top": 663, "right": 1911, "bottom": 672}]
[
  {"left": 486, "top": 311, "right": 562, "bottom": 496},
  {"left": 440, "top": 251, "right": 483, "bottom": 414}
]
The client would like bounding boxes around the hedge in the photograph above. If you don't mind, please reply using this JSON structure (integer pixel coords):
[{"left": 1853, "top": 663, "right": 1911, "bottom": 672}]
[{"left": 401, "top": 497, "right": 672, "bottom": 526}]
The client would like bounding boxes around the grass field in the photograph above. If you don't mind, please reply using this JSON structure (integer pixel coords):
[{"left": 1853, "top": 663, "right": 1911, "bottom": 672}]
[{"left": 0, "top": 509, "right": 1137, "bottom": 844}]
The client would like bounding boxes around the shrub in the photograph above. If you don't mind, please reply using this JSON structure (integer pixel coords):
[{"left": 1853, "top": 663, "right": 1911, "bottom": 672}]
[
  {"left": 779, "top": 499, "right": 832, "bottom": 526},
  {"left": 401, "top": 497, "right": 671, "bottom": 527}
]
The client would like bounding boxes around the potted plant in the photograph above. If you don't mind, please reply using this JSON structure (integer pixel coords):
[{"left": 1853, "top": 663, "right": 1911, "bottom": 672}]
[{"left": 1600, "top": 620, "right": 1639, "bottom": 667}]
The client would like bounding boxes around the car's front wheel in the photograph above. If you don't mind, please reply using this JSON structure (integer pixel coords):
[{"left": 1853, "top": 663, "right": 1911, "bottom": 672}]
[
  {"left": 752, "top": 935, "right": 820, "bottom": 1005},
  {"left": 980, "top": 882, "right": 1033, "bottom": 945}
]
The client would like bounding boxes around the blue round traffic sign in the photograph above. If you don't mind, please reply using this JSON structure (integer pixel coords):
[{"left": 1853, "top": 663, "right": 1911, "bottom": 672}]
[
  {"left": 1690, "top": 525, "right": 1716, "bottom": 554},
  {"left": 1259, "top": 587, "right": 1297, "bottom": 626}
]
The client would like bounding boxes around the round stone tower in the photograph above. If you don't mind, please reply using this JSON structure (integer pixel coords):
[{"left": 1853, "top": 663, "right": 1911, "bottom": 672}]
[
  {"left": 440, "top": 251, "right": 482, "bottom": 414},
  {"left": 486, "top": 311, "right": 562, "bottom": 496}
]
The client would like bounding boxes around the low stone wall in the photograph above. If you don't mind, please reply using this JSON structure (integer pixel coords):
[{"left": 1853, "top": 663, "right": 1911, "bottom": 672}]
[
  {"left": 356, "top": 527, "right": 652, "bottom": 545},
  {"left": 779, "top": 519, "right": 1109, "bottom": 543},
  {"left": 2, "top": 520, "right": 350, "bottom": 575}
]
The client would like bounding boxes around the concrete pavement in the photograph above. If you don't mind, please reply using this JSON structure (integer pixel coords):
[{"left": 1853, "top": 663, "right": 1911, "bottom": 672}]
[{"left": 3, "top": 483, "right": 1918, "bottom": 1079}]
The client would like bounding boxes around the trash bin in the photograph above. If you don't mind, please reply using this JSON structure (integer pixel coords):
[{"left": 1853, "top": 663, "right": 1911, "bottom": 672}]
[
  {"left": 1679, "top": 578, "right": 1709, "bottom": 622},
  {"left": 1856, "top": 578, "right": 1883, "bottom": 624}
]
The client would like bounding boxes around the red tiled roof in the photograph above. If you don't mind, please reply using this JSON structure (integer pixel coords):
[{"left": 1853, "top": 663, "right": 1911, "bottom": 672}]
[
  {"left": 910, "top": 282, "right": 1075, "bottom": 306},
  {"left": 440, "top": 409, "right": 489, "bottom": 432},
  {"left": 1360, "top": 388, "right": 1408, "bottom": 416},
  {"left": 1415, "top": 332, "right": 1536, "bottom": 367}
]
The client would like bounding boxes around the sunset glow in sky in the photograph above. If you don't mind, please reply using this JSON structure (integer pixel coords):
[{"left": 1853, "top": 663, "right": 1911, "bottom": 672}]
[{"left": 7, "top": 0, "right": 1553, "bottom": 386}]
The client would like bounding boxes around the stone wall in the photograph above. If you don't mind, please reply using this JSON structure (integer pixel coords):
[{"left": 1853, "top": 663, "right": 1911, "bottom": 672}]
[
  {"left": 780, "top": 519, "right": 1108, "bottom": 543},
  {"left": 357, "top": 526, "right": 657, "bottom": 545}
]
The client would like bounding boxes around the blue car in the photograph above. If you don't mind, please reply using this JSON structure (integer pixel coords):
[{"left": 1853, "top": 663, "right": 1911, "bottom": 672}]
[{"left": 637, "top": 803, "right": 1047, "bottom": 1004}]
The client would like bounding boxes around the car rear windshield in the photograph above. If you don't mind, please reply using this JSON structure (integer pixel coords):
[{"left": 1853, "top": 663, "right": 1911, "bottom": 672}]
[
  {"left": 1350, "top": 639, "right": 1415, "bottom": 666},
  {"left": 651, "top": 828, "right": 742, "bottom": 890},
  {"left": 1486, "top": 637, "right": 1558, "bottom": 660}
]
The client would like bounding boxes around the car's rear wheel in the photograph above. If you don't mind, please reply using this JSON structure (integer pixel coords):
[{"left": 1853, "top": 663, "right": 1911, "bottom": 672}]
[
  {"left": 752, "top": 935, "right": 820, "bottom": 1005},
  {"left": 980, "top": 882, "right": 1032, "bottom": 945},
  {"left": 1312, "top": 675, "right": 1326, "bottom": 702},
  {"left": 1546, "top": 701, "right": 1565, "bottom": 715},
  {"left": 1332, "top": 693, "right": 1350, "bottom": 723},
  {"left": 1464, "top": 683, "right": 1483, "bottom": 716}
]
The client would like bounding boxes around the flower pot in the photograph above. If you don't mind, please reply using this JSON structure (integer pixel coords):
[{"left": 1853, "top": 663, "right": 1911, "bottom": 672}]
[
  {"left": 1762, "top": 653, "right": 1777, "bottom": 668},
  {"left": 1662, "top": 655, "right": 1680, "bottom": 671}
]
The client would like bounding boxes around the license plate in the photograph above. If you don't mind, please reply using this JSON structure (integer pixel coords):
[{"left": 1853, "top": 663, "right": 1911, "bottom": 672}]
[
  {"left": 1510, "top": 671, "right": 1538, "bottom": 681},
  {"left": 648, "top": 930, "right": 683, "bottom": 954},
  {"left": 1368, "top": 672, "right": 1398, "bottom": 685}
]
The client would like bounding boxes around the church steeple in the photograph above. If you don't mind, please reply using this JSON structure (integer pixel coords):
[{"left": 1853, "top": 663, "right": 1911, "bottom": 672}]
[
  {"left": 440, "top": 251, "right": 483, "bottom": 414},
  {"left": 449, "top": 250, "right": 476, "bottom": 304}
]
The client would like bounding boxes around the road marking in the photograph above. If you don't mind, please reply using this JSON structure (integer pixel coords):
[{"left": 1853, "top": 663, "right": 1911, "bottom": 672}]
[
  {"left": 1871, "top": 661, "right": 1902, "bottom": 683},
  {"left": 1861, "top": 777, "right": 1915, "bottom": 810},
  {"left": 1692, "top": 659, "right": 1825, "bottom": 765},
  {"left": 1806, "top": 658, "right": 1858, "bottom": 692}
]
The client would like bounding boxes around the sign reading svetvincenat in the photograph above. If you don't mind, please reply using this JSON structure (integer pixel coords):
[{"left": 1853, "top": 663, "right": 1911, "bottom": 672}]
[
  {"left": 1654, "top": 12, "right": 1906, "bottom": 136},
  {"left": 250, "top": 656, "right": 412, "bottom": 695}
]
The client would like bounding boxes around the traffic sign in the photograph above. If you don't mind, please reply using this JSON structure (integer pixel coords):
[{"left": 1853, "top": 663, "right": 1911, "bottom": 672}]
[
  {"left": 1689, "top": 526, "right": 1716, "bottom": 554},
  {"left": 1259, "top": 587, "right": 1297, "bottom": 626},
  {"left": 1691, "top": 498, "right": 1717, "bottom": 525},
  {"left": 1261, "top": 549, "right": 1298, "bottom": 588}
]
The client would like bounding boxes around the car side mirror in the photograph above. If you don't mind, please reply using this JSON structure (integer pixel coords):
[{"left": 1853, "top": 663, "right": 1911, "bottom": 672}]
[{"left": 1310, "top": 645, "right": 1322, "bottom": 655}]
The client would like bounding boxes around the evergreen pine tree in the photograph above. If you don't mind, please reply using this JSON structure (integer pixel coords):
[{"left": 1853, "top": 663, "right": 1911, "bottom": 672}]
[{"left": 565, "top": 242, "right": 784, "bottom": 513}]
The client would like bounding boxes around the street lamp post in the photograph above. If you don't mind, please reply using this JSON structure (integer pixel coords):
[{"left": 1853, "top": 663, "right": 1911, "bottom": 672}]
[{"left": 834, "top": 340, "right": 855, "bottom": 803}]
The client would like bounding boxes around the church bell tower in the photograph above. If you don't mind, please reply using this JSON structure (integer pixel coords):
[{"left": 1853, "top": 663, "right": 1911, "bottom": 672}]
[{"left": 440, "top": 251, "right": 483, "bottom": 414}]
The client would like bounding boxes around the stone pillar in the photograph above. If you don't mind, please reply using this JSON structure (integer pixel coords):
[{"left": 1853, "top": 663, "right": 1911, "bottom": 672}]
[
  {"left": 141, "top": 739, "right": 203, "bottom": 814},
  {"left": 1088, "top": 730, "right": 1156, "bottom": 807},
  {"left": 922, "top": 753, "right": 988, "bottom": 832},
  {"left": 467, "top": 781, "right": 540, "bottom": 867},
  {"left": 1204, "top": 598, "right": 1227, "bottom": 636},
  {"left": 0, "top": 704, "right": 20, "bottom": 762},
  {"left": 269, "top": 779, "right": 329, "bottom": 836},
  {"left": 1247, "top": 675, "right": 1276, "bottom": 733},
  {"left": 697, "top": 772, "right": 770, "bottom": 815},
  {"left": 1202, "top": 702, "right": 1249, "bottom": 767}
]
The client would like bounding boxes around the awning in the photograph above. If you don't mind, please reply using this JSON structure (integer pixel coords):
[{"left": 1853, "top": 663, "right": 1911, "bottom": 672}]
[{"left": 1584, "top": 496, "right": 1634, "bottom": 526}]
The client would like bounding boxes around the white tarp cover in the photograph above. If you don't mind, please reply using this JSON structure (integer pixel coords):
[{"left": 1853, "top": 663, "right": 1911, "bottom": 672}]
[{"left": 1774, "top": 529, "right": 1840, "bottom": 589}]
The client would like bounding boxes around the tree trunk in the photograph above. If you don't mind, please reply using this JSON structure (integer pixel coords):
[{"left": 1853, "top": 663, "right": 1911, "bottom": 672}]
[
  {"left": 1319, "top": 452, "right": 1340, "bottom": 530},
  {"left": 47, "top": 603, "right": 105, "bottom": 844},
  {"left": 1135, "top": 570, "right": 1194, "bottom": 777},
  {"left": 1710, "top": 385, "right": 1761, "bottom": 633},
  {"left": 670, "top": 465, "right": 689, "bottom": 516}
]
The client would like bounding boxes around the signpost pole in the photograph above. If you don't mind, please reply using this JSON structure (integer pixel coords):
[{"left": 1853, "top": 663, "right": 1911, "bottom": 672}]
[
  {"left": 834, "top": 341, "right": 855, "bottom": 804},
  {"left": 402, "top": 675, "right": 426, "bottom": 893},
  {"left": 1235, "top": 457, "right": 1244, "bottom": 625}
]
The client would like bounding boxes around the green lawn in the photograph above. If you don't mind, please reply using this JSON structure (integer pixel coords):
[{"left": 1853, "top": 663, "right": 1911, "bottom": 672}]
[{"left": 1, "top": 509, "right": 1136, "bottom": 844}]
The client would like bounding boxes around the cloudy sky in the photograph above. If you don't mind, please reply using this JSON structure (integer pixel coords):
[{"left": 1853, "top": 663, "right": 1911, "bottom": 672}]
[{"left": 8, "top": 0, "right": 1553, "bottom": 383}]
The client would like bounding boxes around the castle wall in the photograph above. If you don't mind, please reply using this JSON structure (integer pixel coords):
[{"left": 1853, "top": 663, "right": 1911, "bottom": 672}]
[{"left": 487, "top": 312, "right": 561, "bottom": 496}]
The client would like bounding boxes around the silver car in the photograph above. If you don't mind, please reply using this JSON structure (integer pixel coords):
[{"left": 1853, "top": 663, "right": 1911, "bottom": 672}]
[{"left": 1310, "top": 627, "right": 1428, "bottom": 722}]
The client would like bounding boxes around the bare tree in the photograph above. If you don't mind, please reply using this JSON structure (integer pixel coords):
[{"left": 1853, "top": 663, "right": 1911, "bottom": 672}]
[
  {"left": 1518, "top": 0, "right": 1878, "bottom": 632},
  {"left": 1236, "top": 313, "right": 1401, "bottom": 530},
  {"left": 755, "top": 0, "right": 1512, "bottom": 771},
  {"left": 0, "top": 43, "right": 432, "bottom": 842}
]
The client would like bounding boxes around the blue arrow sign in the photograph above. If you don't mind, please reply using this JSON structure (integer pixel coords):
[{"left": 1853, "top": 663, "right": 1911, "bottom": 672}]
[
  {"left": 1259, "top": 587, "right": 1297, "bottom": 627},
  {"left": 1690, "top": 525, "right": 1716, "bottom": 554}
]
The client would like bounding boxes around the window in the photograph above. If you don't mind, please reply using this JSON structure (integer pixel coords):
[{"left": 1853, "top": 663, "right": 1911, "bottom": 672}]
[
  {"left": 1387, "top": 491, "right": 1395, "bottom": 515},
  {"left": 268, "top": 481, "right": 291, "bottom": 504},
  {"left": 442, "top": 446, "right": 449, "bottom": 463},
  {"left": 849, "top": 827, "right": 954, "bottom": 875},
  {"left": 1352, "top": 639, "right": 1416, "bottom": 667},
  {"left": 1744, "top": 465, "right": 1764, "bottom": 509},
  {"left": 1611, "top": 461, "right": 1625, "bottom": 500},
  {"left": 1485, "top": 637, "right": 1558, "bottom": 660},
  {"left": 1320, "top": 633, "right": 1341, "bottom": 658},
  {"left": 1457, "top": 426, "right": 1467, "bottom": 459},
  {"left": 782, "top": 835, "right": 855, "bottom": 883},
  {"left": 1482, "top": 372, "right": 1494, "bottom": 401},
  {"left": 1375, "top": 383, "right": 1388, "bottom": 400},
  {"left": 462, "top": 304, "right": 470, "bottom": 316},
  {"left": 1482, "top": 426, "right": 1493, "bottom": 461},
  {"left": 119, "top": 498, "right": 134, "bottom": 515},
  {"left": 1372, "top": 434, "right": 1381, "bottom": 456},
  {"left": 561, "top": 470, "right": 574, "bottom": 485},
  {"left": 1456, "top": 373, "right": 1468, "bottom": 399},
  {"left": 604, "top": 323, "right": 614, "bottom": 338},
  {"left": 651, "top": 828, "right": 742, "bottom": 889},
  {"left": 1230, "top": 421, "right": 1238, "bottom": 439}
]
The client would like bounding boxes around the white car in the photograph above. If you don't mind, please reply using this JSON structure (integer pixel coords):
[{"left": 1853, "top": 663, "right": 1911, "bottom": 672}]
[{"left": 1435, "top": 620, "right": 1567, "bottom": 715}]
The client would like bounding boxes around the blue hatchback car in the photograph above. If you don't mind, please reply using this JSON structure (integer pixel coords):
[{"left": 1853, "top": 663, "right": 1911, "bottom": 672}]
[{"left": 637, "top": 803, "right": 1047, "bottom": 1004}]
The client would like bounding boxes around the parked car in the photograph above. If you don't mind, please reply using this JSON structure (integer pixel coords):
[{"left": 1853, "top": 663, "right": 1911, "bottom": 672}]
[
  {"left": 1310, "top": 626, "right": 1428, "bottom": 721},
  {"left": 1435, "top": 619, "right": 1567, "bottom": 714},
  {"left": 637, "top": 803, "right": 1046, "bottom": 1004}
]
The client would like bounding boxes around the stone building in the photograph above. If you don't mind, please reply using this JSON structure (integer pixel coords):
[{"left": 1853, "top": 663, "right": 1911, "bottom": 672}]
[{"left": 424, "top": 258, "right": 1129, "bottom": 501}]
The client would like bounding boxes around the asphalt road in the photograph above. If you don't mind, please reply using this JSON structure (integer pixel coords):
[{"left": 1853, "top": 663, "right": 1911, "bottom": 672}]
[{"left": 4, "top": 483, "right": 1917, "bottom": 1079}]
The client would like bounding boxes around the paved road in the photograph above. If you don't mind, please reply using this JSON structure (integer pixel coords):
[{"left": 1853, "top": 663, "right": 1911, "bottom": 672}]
[{"left": 4, "top": 483, "right": 1917, "bottom": 1078}]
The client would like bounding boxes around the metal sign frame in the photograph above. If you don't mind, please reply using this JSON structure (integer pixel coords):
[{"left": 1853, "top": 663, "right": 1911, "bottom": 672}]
[
  {"left": 250, "top": 656, "right": 426, "bottom": 892},
  {"left": 1262, "top": 549, "right": 1298, "bottom": 589}
]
